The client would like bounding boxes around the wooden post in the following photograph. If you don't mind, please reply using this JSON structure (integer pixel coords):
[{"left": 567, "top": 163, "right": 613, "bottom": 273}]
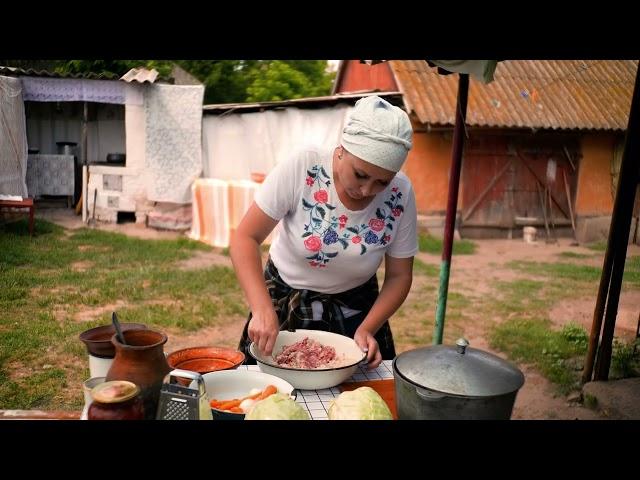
[
  {"left": 583, "top": 65, "right": 640, "bottom": 383},
  {"left": 562, "top": 169, "right": 576, "bottom": 234},
  {"left": 536, "top": 182, "right": 551, "bottom": 242}
]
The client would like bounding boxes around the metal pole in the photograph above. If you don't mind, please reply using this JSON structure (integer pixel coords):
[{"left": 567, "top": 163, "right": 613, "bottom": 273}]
[
  {"left": 583, "top": 65, "right": 640, "bottom": 382},
  {"left": 434, "top": 73, "right": 469, "bottom": 345}
]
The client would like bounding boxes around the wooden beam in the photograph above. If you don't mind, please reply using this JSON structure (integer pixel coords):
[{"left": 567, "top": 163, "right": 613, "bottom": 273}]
[
  {"left": 562, "top": 169, "right": 576, "bottom": 234},
  {"left": 516, "top": 150, "right": 570, "bottom": 219}
]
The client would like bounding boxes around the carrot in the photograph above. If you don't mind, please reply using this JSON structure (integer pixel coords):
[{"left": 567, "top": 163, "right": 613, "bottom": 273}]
[
  {"left": 217, "top": 398, "right": 243, "bottom": 410},
  {"left": 228, "top": 406, "right": 243, "bottom": 413},
  {"left": 210, "top": 385, "right": 279, "bottom": 410},
  {"left": 255, "top": 384, "right": 278, "bottom": 401}
]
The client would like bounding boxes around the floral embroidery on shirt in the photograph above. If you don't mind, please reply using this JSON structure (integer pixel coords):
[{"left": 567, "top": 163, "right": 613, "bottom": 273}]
[{"left": 301, "top": 165, "right": 404, "bottom": 268}]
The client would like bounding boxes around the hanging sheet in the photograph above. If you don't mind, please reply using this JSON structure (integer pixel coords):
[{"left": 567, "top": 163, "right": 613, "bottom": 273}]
[
  {"left": 20, "top": 77, "right": 144, "bottom": 105},
  {"left": 144, "top": 84, "right": 204, "bottom": 203},
  {"left": 202, "top": 104, "right": 352, "bottom": 180},
  {"left": 0, "top": 75, "right": 28, "bottom": 196}
]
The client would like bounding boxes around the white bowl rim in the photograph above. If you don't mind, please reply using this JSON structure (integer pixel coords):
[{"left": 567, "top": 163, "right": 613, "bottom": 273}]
[{"left": 248, "top": 330, "right": 366, "bottom": 372}]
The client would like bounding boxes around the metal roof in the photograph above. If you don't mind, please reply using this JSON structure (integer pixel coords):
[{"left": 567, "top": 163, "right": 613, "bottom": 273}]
[
  {"left": 389, "top": 60, "right": 639, "bottom": 131},
  {"left": 203, "top": 91, "right": 404, "bottom": 114}
]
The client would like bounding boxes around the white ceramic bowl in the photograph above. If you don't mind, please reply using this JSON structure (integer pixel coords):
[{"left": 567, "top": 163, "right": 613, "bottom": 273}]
[
  {"left": 249, "top": 329, "right": 366, "bottom": 390},
  {"left": 201, "top": 369, "right": 296, "bottom": 420}
]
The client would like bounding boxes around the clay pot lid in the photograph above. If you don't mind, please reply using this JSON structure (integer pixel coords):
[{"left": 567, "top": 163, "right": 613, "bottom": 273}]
[{"left": 91, "top": 380, "right": 140, "bottom": 404}]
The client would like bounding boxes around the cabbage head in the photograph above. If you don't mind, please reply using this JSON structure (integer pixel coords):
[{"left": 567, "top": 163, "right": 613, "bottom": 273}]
[
  {"left": 327, "top": 387, "right": 393, "bottom": 420},
  {"left": 244, "top": 392, "right": 310, "bottom": 420}
]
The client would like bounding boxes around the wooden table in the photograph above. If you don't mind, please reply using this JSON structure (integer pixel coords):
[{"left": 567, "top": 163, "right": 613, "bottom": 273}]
[
  {"left": 0, "top": 198, "right": 35, "bottom": 236},
  {"left": 0, "top": 361, "right": 397, "bottom": 420}
]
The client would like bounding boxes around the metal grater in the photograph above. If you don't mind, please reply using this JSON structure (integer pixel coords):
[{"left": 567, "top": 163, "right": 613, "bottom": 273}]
[{"left": 156, "top": 369, "right": 213, "bottom": 420}]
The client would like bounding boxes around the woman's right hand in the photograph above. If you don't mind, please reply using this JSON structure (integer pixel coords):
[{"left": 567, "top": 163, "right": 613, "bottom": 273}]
[{"left": 248, "top": 307, "right": 280, "bottom": 357}]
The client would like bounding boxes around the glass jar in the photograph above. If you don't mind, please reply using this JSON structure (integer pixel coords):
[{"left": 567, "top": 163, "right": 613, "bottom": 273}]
[{"left": 87, "top": 380, "right": 145, "bottom": 420}]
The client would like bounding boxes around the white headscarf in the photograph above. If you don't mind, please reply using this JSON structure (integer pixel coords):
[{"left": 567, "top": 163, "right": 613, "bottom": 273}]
[{"left": 341, "top": 96, "right": 413, "bottom": 172}]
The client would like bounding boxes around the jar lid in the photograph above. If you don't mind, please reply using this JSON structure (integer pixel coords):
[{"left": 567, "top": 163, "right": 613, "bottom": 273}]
[
  {"left": 393, "top": 338, "right": 525, "bottom": 397},
  {"left": 91, "top": 380, "right": 140, "bottom": 404}
]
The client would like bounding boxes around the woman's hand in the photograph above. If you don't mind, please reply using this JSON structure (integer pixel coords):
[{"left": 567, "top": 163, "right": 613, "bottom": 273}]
[
  {"left": 354, "top": 327, "right": 382, "bottom": 369},
  {"left": 248, "top": 307, "right": 280, "bottom": 357}
]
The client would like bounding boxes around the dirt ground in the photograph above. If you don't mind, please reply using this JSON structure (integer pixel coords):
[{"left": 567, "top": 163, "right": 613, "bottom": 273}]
[{"left": 36, "top": 207, "right": 640, "bottom": 419}]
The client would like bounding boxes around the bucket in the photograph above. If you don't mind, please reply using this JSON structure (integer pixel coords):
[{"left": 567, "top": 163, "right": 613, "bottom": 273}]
[{"left": 523, "top": 226, "right": 537, "bottom": 243}]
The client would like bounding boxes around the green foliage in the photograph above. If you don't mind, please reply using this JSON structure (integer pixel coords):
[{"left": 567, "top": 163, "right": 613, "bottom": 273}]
[
  {"left": 246, "top": 60, "right": 335, "bottom": 102},
  {"left": 610, "top": 339, "right": 640, "bottom": 379},
  {"left": 559, "top": 323, "right": 589, "bottom": 351},
  {"left": 177, "top": 60, "right": 261, "bottom": 104}
]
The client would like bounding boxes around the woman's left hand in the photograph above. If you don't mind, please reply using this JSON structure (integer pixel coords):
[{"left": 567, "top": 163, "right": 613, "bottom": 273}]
[{"left": 354, "top": 328, "right": 382, "bottom": 369}]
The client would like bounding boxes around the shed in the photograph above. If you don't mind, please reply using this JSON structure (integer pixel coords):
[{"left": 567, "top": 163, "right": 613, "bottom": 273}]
[
  {"left": 0, "top": 66, "right": 204, "bottom": 227},
  {"left": 333, "top": 60, "right": 640, "bottom": 243}
]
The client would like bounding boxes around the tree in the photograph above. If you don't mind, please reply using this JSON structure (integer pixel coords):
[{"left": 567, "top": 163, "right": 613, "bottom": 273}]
[
  {"left": 246, "top": 60, "right": 335, "bottom": 102},
  {"left": 178, "top": 60, "right": 335, "bottom": 103}
]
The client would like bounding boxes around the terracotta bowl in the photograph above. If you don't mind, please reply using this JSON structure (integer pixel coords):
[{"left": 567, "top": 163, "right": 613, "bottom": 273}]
[
  {"left": 167, "top": 346, "right": 245, "bottom": 376},
  {"left": 79, "top": 323, "right": 148, "bottom": 358}
]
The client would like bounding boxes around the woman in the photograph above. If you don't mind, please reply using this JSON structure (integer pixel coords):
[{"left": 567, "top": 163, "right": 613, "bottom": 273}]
[{"left": 231, "top": 95, "right": 417, "bottom": 369}]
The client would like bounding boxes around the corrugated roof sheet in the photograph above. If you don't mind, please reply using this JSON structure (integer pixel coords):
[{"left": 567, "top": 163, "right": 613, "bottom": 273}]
[
  {"left": 203, "top": 91, "right": 404, "bottom": 114},
  {"left": 0, "top": 66, "right": 169, "bottom": 83},
  {"left": 120, "top": 67, "right": 159, "bottom": 84},
  {"left": 0, "top": 66, "right": 120, "bottom": 80},
  {"left": 389, "top": 60, "right": 639, "bottom": 131}
]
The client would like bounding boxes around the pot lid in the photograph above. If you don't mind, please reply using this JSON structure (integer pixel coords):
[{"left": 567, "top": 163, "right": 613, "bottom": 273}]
[{"left": 393, "top": 339, "right": 525, "bottom": 397}]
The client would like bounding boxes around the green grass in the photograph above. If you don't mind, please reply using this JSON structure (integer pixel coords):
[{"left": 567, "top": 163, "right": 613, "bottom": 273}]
[
  {"left": 586, "top": 241, "right": 608, "bottom": 252},
  {"left": 490, "top": 321, "right": 590, "bottom": 394},
  {"left": 0, "top": 219, "right": 246, "bottom": 410},
  {"left": 507, "top": 260, "right": 603, "bottom": 282},
  {"left": 557, "top": 251, "right": 592, "bottom": 259},
  {"left": 507, "top": 257, "right": 640, "bottom": 286},
  {"left": 418, "top": 233, "right": 476, "bottom": 255},
  {"left": 413, "top": 258, "right": 439, "bottom": 277}
]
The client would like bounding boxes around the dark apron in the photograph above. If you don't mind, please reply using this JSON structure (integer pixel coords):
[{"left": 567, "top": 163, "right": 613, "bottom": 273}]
[{"left": 238, "top": 257, "right": 396, "bottom": 363}]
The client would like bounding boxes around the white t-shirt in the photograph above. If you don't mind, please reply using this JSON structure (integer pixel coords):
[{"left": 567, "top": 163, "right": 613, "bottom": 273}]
[{"left": 255, "top": 145, "right": 418, "bottom": 294}]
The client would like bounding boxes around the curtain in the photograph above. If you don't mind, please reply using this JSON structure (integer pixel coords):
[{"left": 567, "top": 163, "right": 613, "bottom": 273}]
[{"left": 0, "top": 75, "right": 28, "bottom": 197}]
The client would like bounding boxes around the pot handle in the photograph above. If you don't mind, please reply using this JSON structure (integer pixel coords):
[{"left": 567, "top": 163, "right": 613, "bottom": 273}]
[{"left": 415, "top": 387, "right": 447, "bottom": 401}]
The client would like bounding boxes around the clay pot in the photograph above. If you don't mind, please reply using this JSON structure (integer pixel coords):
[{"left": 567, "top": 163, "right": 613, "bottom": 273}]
[
  {"left": 105, "top": 329, "right": 171, "bottom": 420},
  {"left": 79, "top": 323, "right": 147, "bottom": 358}
]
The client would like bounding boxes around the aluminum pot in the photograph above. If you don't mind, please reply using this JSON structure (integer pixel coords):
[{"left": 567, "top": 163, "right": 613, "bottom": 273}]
[{"left": 393, "top": 338, "right": 525, "bottom": 420}]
